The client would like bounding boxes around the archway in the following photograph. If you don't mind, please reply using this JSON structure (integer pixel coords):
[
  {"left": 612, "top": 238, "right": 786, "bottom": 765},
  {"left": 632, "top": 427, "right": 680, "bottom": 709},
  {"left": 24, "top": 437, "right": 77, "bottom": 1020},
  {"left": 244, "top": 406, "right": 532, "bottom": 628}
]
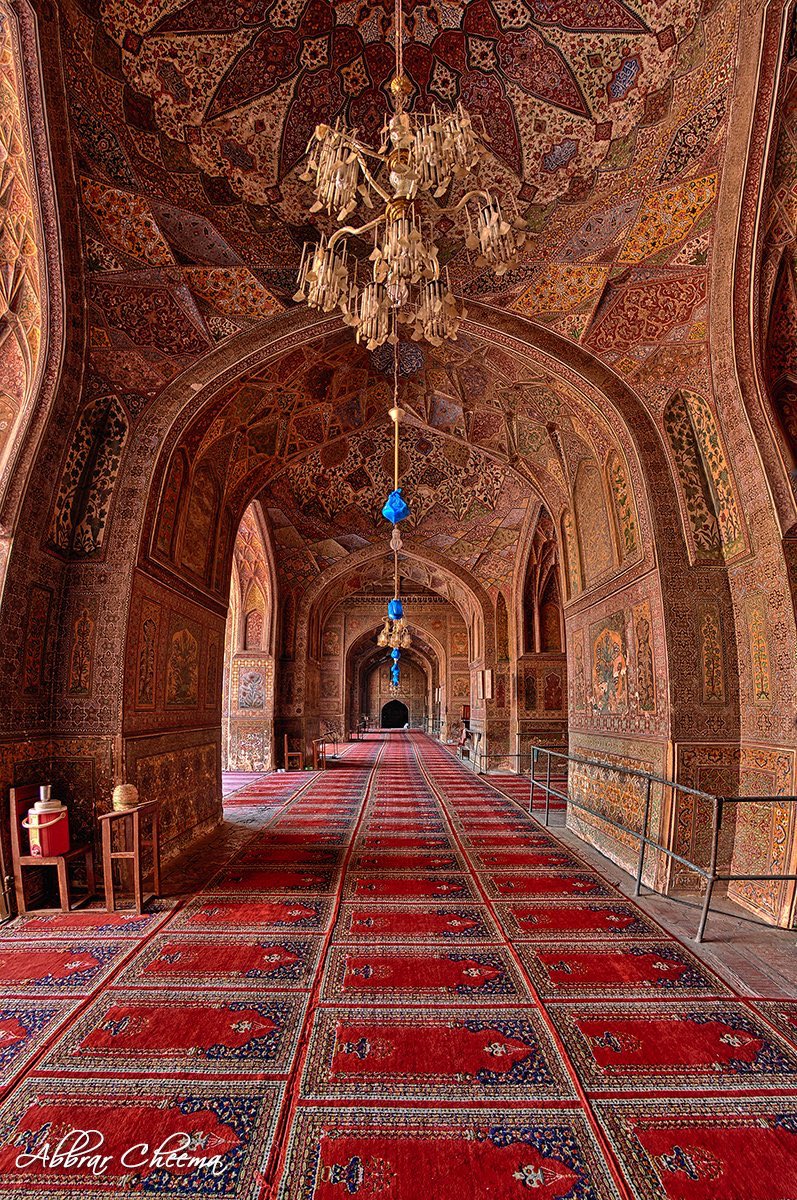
[
  {"left": 381, "top": 700, "right": 409, "bottom": 729},
  {"left": 363, "top": 651, "right": 430, "bottom": 730},
  {"left": 0, "top": 0, "right": 795, "bottom": 945},
  {"left": 513, "top": 506, "right": 568, "bottom": 760},
  {"left": 220, "top": 502, "right": 277, "bottom": 771},
  {"left": 342, "top": 621, "right": 442, "bottom": 737},
  {"left": 5, "top": 290, "right": 785, "bottom": 918},
  {"left": 57, "top": 310, "right": 686, "bottom": 870}
]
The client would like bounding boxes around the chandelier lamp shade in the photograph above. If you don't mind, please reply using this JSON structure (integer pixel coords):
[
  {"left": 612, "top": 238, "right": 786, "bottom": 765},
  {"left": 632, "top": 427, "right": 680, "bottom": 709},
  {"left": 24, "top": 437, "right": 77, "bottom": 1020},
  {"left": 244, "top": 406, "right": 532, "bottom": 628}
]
[
  {"left": 293, "top": 0, "right": 527, "bottom": 350},
  {"left": 382, "top": 488, "right": 410, "bottom": 524}
]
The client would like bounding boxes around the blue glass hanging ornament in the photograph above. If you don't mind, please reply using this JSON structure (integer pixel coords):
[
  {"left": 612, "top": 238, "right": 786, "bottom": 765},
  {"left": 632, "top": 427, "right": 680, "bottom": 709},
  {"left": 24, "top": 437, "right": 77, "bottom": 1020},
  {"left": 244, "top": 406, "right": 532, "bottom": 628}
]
[
  {"left": 387, "top": 598, "right": 404, "bottom": 620},
  {"left": 391, "top": 648, "right": 401, "bottom": 660},
  {"left": 391, "top": 664, "right": 400, "bottom": 684},
  {"left": 382, "top": 488, "right": 410, "bottom": 524}
]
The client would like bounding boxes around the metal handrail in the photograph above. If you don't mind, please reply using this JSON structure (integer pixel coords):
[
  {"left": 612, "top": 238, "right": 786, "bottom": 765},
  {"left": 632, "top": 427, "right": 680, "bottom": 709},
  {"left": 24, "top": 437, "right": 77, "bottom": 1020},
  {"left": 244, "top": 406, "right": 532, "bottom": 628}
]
[
  {"left": 471, "top": 749, "right": 567, "bottom": 773},
  {"left": 473, "top": 743, "right": 797, "bottom": 942}
]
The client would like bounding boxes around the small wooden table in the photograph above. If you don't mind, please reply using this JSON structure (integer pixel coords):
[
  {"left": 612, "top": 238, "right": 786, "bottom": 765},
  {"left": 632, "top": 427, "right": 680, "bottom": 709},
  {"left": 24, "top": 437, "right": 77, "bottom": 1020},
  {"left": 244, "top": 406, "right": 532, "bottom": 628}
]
[
  {"left": 10, "top": 787, "right": 95, "bottom": 914},
  {"left": 311, "top": 738, "right": 327, "bottom": 770},
  {"left": 98, "top": 800, "right": 161, "bottom": 914}
]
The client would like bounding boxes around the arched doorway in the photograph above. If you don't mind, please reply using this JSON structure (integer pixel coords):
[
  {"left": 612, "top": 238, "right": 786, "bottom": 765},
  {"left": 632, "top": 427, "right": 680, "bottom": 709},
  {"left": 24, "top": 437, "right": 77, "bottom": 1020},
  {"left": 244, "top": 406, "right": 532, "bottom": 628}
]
[
  {"left": 381, "top": 700, "right": 409, "bottom": 728},
  {"left": 221, "top": 502, "right": 277, "bottom": 771}
]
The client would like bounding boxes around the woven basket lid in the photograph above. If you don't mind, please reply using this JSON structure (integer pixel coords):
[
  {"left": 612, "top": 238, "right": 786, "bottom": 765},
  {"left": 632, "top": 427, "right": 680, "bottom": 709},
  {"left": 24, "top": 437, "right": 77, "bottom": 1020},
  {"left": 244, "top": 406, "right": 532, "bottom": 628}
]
[{"left": 112, "top": 783, "right": 139, "bottom": 810}]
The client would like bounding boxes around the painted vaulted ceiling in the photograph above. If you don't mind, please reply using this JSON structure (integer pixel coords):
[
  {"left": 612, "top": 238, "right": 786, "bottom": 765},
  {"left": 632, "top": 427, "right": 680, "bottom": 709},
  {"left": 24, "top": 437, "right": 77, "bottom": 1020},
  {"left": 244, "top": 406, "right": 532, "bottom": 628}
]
[{"left": 56, "top": 0, "right": 739, "bottom": 600}]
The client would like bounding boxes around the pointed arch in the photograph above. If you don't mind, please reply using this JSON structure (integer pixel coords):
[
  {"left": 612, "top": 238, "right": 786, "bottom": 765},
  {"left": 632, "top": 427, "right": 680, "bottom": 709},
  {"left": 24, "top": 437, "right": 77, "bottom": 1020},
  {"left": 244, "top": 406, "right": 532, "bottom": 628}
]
[
  {"left": 48, "top": 396, "right": 128, "bottom": 556},
  {"left": 573, "top": 459, "right": 614, "bottom": 587},
  {"left": 606, "top": 450, "right": 640, "bottom": 564},
  {"left": 0, "top": 0, "right": 56, "bottom": 517},
  {"left": 243, "top": 584, "right": 266, "bottom": 651},
  {"left": 765, "top": 252, "right": 797, "bottom": 454},
  {"left": 560, "top": 508, "right": 581, "bottom": 601},
  {"left": 495, "top": 591, "right": 509, "bottom": 660},
  {"left": 663, "top": 389, "right": 745, "bottom": 564},
  {"left": 539, "top": 573, "right": 563, "bottom": 652},
  {"left": 180, "top": 463, "right": 220, "bottom": 582},
  {"left": 155, "top": 449, "right": 187, "bottom": 561}
]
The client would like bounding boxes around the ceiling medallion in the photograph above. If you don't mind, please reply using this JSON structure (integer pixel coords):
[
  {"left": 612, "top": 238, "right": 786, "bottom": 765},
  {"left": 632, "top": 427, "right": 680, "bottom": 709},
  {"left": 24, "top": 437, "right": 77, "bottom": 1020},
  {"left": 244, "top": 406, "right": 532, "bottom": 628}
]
[
  {"left": 371, "top": 340, "right": 424, "bottom": 377},
  {"left": 293, "top": 0, "right": 527, "bottom": 349}
]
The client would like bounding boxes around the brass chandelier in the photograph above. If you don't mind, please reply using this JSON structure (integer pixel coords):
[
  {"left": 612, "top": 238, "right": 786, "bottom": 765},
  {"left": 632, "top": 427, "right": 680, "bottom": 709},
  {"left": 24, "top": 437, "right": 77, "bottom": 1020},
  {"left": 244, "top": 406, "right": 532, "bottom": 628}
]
[{"left": 293, "top": 0, "right": 527, "bottom": 349}]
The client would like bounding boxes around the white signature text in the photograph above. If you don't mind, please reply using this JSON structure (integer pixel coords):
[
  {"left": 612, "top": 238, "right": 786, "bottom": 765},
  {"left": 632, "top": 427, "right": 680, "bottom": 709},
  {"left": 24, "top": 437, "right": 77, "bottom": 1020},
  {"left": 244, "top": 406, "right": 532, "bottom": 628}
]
[{"left": 15, "top": 1128, "right": 230, "bottom": 1178}]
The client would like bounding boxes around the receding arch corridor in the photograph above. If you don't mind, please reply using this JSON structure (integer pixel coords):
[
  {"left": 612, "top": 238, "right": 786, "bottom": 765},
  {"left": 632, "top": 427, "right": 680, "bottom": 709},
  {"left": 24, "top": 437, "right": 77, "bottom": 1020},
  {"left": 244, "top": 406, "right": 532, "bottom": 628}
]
[{"left": 1, "top": 733, "right": 796, "bottom": 1198}]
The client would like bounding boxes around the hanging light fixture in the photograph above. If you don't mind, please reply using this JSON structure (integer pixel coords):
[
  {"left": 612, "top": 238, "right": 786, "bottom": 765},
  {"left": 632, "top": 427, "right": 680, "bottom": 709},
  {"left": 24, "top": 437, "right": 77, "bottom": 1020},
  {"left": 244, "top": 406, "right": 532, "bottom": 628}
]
[
  {"left": 293, "top": 0, "right": 527, "bottom": 349},
  {"left": 376, "top": 338, "right": 413, "bottom": 687}
]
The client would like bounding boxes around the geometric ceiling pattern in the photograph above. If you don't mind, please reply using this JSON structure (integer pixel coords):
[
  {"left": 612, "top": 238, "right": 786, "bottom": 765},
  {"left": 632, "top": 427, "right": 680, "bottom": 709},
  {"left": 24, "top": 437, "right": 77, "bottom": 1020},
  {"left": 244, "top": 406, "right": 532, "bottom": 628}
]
[
  {"left": 62, "top": 0, "right": 736, "bottom": 430},
  {"left": 48, "top": 0, "right": 742, "bottom": 636},
  {"left": 182, "top": 329, "right": 629, "bottom": 596},
  {"left": 263, "top": 421, "right": 531, "bottom": 591}
]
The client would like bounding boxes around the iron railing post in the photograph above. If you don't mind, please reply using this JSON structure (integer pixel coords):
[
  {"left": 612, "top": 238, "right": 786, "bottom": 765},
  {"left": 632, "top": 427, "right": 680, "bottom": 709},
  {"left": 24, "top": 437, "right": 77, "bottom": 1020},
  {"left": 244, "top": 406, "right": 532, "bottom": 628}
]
[
  {"left": 634, "top": 775, "right": 653, "bottom": 896},
  {"left": 544, "top": 751, "right": 552, "bottom": 826},
  {"left": 530, "top": 747, "right": 538, "bottom": 815},
  {"left": 696, "top": 796, "right": 722, "bottom": 943}
]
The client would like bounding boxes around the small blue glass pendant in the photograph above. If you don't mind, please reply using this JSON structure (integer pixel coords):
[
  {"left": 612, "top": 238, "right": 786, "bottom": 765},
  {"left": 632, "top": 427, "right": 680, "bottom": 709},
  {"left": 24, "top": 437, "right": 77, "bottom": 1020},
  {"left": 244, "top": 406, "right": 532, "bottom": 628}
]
[
  {"left": 388, "top": 598, "right": 404, "bottom": 620},
  {"left": 382, "top": 488, "right": 410, "bottom": 524},
  {"left": 391, "top": 648, "right": 401, "bottom": 660}
]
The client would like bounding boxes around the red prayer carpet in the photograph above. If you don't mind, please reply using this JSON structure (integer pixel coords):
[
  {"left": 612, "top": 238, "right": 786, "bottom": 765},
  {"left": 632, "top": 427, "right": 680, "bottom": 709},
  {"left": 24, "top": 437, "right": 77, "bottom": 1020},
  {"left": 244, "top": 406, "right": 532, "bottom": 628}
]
[{"left": 0, "top": 732, "right": 796, "bottom": 1198}]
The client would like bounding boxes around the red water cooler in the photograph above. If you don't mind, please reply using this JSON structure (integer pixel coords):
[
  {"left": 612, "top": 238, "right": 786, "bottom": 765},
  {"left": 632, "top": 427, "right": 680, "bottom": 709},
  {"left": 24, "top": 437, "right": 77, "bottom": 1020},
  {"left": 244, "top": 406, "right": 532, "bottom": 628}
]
[{"left": 22, "top": 792, "right": 70, "bottom": 857}]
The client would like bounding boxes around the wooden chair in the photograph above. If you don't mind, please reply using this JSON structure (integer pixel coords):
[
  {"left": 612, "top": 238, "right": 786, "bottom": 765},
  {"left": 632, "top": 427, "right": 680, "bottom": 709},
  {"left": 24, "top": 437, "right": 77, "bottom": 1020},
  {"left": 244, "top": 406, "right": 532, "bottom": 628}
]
[
  {"left": 10, "top": 786, "right": 95, "bottom": 915},
  {"left": 283, "top": 733, "right": 304, "bottom": 770},
  {"left": 97, "top": 800, "right": 161, "bottom": 914}
]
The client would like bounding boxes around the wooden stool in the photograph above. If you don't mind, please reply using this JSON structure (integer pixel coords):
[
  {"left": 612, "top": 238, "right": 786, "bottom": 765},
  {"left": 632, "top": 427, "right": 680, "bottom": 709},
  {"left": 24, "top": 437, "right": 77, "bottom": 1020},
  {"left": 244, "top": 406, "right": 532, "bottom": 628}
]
[
  {"left": 10, "top": 786, "right": 95, "bottom": 915},
  {"left": 98, "top": 800, "right": 161, "bottom": 914},
  {"left": 283, "top": 733, "right": 304, "bottom": 770}
]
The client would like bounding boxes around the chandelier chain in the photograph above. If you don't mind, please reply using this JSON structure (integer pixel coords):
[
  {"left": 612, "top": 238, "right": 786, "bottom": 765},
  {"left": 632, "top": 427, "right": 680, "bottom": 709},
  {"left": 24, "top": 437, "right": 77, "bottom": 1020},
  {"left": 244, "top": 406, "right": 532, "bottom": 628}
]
[{"left": 394, "top": 0, "right": 404, "bottom": 98}]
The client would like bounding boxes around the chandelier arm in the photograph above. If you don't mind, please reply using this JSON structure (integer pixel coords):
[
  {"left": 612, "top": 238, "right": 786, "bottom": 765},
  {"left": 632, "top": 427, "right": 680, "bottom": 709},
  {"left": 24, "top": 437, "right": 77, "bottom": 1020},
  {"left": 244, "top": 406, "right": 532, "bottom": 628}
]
[
  {"left": 352, "top": 154, "right": 393, "bottom": 202},
  {"left": 328, "top": 214, "right": 385, "bottom": 250},
  {"left": 313, "top": 124, "right": 388, "bottom": 165},
  {"left": 439, "top": 188, "right": 493, "bottom": 216}
]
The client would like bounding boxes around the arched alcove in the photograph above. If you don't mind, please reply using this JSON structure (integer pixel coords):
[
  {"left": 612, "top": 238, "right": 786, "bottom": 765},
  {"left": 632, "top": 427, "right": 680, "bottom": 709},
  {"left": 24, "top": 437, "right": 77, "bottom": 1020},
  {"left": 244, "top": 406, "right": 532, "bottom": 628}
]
[{"left": 220, "top": 502, "right": 277, "bottom": 771}]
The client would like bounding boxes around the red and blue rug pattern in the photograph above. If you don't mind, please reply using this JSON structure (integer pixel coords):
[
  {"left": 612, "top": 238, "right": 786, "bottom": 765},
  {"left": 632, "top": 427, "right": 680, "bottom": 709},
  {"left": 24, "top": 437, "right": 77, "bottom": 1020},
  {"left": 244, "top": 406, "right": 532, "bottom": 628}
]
[
  {"left": 40, "top": 990, "right": 307, "bottom": 1076},
  {"left": 0, "top": 1076, "right": 284, "bottom": 1196},
  {"left": 301, "top": 1006, "right": 576, "bottom": 1101},
  {"left": 0, "top": 1000, "right": 79, "bottom": 1085},
  {"left": 277, "top": 1106, "right": 622, "bottom": 1200},
  {"left": 0, "top": 731, "right": 795, "bottom": 1198}
]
